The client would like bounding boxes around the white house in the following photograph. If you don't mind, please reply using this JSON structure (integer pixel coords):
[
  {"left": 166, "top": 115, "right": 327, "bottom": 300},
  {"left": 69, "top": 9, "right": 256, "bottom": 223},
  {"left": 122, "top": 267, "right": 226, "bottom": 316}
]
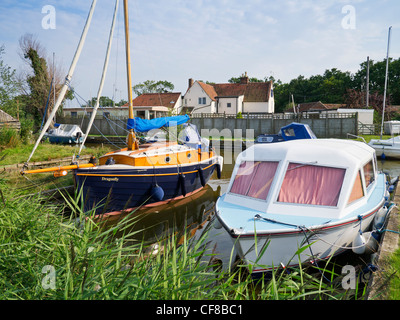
[{"left": 182, "top": 73, "right": 274, "bottom": 115}]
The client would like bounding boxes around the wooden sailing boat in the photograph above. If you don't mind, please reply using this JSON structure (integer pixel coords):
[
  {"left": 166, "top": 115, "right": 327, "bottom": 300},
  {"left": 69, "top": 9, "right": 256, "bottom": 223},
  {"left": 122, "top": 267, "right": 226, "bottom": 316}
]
[{"left": 22, "top": 0, "right": 223, "bottom": 214}]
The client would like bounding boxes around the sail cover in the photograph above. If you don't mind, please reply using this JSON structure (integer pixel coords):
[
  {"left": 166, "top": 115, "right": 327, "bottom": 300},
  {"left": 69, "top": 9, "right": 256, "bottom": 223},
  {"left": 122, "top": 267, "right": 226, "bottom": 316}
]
[{"left": 127, "top": 115, "right": 190, "bottom": 132}]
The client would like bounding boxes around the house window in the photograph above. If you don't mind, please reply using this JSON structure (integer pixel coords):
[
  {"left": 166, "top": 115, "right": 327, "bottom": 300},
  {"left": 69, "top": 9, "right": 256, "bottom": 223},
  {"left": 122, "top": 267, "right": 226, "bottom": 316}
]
[
  {"left": 278, "top": 163, "right": 346, "bottom": 207},
  {"left": 71, "top": 112, "right": 77, "bottom": 118},
  {"left": 230, "top": 161, "right": 279, "bottom": 200},
  {"left": 198, "top": 97, "right": 206, "bottom": 104},
  {"left": 103, "top": 112, "right": 110, "bottom": 118},
  {"left": 227, "top": 103, "right": 231, "bottom": 108}
]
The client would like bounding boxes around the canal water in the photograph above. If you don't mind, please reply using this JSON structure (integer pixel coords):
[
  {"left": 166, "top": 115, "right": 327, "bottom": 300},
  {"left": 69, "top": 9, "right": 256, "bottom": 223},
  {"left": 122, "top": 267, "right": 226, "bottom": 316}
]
[{"left": 101, "top": 144, "right": 400, "bottom": 274}]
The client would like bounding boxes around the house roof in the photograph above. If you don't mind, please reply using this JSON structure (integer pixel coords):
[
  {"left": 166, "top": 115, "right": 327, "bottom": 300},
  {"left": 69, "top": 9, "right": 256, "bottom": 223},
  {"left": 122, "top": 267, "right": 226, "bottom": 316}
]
[
  {"left": 195, "top": 81, "right": 272, "bottom": 102},
  {"left": 286, "top": 101, "right": 345, "bottom": 113},
  {"left": 123, "top": 92, "right": 182, "bottom": 108},
  {"left": 0, "top": 109, "right": 20, "bottom": 129}
]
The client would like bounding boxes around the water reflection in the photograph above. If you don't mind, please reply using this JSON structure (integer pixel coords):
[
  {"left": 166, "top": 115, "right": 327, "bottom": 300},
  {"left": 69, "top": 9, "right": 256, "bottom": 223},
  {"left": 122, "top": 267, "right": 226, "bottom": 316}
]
[
  {"left": 103, "top": 184, "right": 220, "bottom": 243},
  {"left": 378, "top": 158, "right": 400, "bottom": 178}
]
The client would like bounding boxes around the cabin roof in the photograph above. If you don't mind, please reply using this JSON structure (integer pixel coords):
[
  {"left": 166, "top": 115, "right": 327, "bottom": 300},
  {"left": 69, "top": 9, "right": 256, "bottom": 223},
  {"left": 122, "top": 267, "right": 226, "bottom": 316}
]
[{"left": 239, "top": 139, "right": 374, "bottom": 167}]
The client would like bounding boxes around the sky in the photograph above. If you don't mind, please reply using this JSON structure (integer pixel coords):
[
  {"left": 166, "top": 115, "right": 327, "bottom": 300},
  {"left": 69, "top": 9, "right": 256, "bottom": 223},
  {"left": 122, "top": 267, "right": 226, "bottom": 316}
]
[{"left": 1, "top": 0, "right": 400, "bottom": 108}]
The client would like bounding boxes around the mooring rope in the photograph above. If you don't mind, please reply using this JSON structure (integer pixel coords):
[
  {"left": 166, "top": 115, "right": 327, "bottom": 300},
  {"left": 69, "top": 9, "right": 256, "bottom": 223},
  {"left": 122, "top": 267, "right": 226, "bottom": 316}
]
[{"left": 253, "top": 207, "right": 393, "bottom": 251}]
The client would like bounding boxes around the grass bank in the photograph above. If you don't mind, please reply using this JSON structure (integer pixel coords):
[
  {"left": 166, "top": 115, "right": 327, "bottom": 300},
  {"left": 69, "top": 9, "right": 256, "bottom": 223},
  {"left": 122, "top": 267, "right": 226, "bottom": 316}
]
[
  {"left": 0, "top": 141, "right": 114, "bottom": 166},
  {"left": 0, "top": 177, "right": 370, "bottom": 300}
]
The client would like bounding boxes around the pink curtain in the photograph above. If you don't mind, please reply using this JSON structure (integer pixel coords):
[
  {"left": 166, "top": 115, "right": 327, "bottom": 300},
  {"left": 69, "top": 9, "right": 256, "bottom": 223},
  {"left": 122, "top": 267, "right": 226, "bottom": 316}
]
[
  {"left": 278, "top": 163, "right": 346, "bottom": 206},
  {"left": 247, "top": 162, "right": 279, "bottom": 199},
  {"left": 230, "top": 161, "right": 259, "bottom": 196},
  {"left": 230, "top": 161, "right": 279, "bottom": 200}
]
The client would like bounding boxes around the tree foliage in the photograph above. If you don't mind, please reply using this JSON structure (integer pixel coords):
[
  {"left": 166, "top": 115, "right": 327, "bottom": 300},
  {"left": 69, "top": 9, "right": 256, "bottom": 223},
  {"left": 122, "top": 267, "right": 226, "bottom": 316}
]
[
  {"left": 261, "top": 59, "right": 400, "bottom": 115},
  {"left": 0, "top": 45, "right": 19, "bottom": 116},
  {"left": 133, "top": 80, "right": 174, "bottom": 96},
  {"left": 19, "top": 33, "right": 72, "bottom": 131}
]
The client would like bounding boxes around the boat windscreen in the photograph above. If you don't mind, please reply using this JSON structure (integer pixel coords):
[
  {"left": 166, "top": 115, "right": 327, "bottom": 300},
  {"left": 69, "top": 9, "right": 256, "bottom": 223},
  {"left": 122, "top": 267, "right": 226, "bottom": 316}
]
[
  {"left": 363, "top": 160, "right": 375, "bottom": 188},
  {"left": 278, "top": 163, "right": 345, "bottom": 207},
  {"left": 230, "top": 161, "right": 279, "bottom": 200}
]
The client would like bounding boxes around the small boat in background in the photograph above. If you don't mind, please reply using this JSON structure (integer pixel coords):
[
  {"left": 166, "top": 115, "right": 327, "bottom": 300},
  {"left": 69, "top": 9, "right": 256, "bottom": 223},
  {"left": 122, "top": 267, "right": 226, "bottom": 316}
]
[
  {"left": 368, "top": 136, "right": 400, "bottom": 159},
  {"left": 369, "top": 27, "right": 394, "bottom": 160},
  {"left": 255, "top": 122, "right": 316, "bottom": 144},
  {"left": 44, "top": 124, "right": 84, "bottom": 144},
  {"left": 215, "top": 139, "right": 390, "bottom": 275}
]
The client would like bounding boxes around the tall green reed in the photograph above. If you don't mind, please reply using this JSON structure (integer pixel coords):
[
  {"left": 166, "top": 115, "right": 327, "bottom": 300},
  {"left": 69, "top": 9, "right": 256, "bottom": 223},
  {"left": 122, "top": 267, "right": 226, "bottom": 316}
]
[{"left": 0, "top": 178, "right": 367, "bottom": 300}]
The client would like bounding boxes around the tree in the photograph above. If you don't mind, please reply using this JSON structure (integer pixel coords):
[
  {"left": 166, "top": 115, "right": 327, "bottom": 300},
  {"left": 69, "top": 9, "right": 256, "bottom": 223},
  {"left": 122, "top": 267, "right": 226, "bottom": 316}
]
[
  {"left": 0, "top": 45, "right": 19, "bottom": 116},
  {"left": 87, "top": 96, "right": 114, "bottom": 108},
  {"left": 228, "top": 76, "right": 264, "bottom": 83},
  {"left": 19, "top": 33, "right": 72, "bottom": 131},
  {"left": 133, "top": 80, "right": 174, "bottom": 96},
  {"left": 352, "top": 57, "right": 400, "bottom": 107}
]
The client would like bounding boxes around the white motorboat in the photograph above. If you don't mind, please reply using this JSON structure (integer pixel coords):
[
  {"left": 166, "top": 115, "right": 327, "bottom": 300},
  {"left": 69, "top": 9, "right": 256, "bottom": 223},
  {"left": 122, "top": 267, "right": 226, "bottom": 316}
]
[
  {"left": 215, "top": 139, "right": 390, "bottom": 274},
  {"left": 368, "top": 136, "right": 400, "bottom": 159},
  {"left": 43, "top": 124, "right": 84, "bottom": 144}
]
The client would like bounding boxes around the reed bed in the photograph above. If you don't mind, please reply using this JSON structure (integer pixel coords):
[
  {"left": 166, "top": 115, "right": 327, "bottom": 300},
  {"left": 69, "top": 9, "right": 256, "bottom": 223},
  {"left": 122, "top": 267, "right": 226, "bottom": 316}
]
[{"left": 0, "top": 178, "right": 364, "bottom": 300}]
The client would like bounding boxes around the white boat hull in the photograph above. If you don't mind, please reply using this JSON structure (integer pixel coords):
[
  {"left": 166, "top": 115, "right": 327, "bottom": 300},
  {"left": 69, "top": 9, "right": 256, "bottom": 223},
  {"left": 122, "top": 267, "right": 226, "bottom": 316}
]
[
  {"left": 368, "top": 136, "right": 400, "bottom": 159},
  {"left": 223, "top": 209, "right": 378, "bottom": 273}
]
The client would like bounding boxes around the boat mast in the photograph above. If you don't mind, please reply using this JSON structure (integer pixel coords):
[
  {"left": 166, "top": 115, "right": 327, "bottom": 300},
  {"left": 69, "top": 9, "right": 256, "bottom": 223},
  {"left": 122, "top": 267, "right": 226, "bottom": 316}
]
[
  {"left": 123, "top": 0, "right": 138, "bottom": 150},
  {"left": 380, "top": 26, "right": 392, "bottom": 139}
]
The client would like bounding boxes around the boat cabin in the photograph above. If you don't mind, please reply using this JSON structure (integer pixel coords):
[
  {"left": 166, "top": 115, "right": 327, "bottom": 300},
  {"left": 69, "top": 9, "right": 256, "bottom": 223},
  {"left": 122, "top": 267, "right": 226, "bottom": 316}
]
[
  {"left": 255, "top": 122, "right": 316, "bottom": 143},
  {"left": 223, "top": 139, "right": 382, "bottom": 220}
]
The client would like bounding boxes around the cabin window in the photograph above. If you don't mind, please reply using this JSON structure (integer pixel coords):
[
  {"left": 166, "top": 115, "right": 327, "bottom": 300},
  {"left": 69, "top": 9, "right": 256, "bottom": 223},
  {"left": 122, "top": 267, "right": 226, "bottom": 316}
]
[
  {"left": 283, "top": 128, "right": 295, "bottom": 137},
  {"left": 278, "top": 163, "right": 345, "bottom": 207},
  {"left": 363, "top": 160, "right": 375, "bottom": 188},
  {"left": 348, "top": 171, "right": 364, "bottom": 204},
  {"left": 230, "top": 161, "right": 279, "bottom": 200}
]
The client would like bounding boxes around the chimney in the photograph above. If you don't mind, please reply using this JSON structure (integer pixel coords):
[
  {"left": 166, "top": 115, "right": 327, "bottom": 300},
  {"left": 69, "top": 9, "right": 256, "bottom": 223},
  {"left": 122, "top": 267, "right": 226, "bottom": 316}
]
[
  {"left": 188, "top": 78, "right": 194, "bottom": 89},
  {"left": 240, "top": 72, "right": 249, "bottom": 84}
]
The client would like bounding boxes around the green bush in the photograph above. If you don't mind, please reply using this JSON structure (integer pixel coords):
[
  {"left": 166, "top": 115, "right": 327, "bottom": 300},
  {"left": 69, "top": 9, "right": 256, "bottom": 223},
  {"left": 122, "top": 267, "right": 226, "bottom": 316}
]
[{"left": 0, "top": 126, "right": 20, "bottom": 148}]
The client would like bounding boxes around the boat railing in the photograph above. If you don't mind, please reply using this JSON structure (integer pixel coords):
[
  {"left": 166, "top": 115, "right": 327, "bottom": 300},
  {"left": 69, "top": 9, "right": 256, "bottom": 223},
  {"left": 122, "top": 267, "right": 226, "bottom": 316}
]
[{"left": 346, "top": 133, "right": 366, "bottom": 143}]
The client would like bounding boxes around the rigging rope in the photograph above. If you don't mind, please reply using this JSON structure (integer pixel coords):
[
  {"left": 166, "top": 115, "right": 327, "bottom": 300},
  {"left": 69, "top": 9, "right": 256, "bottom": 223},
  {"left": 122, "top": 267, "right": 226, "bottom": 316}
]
[
  {"left": 78, "top": 0, "right": 120, "bottom": 156},
  {"left": 254, "top": 203, "right": 396, "bottom": 251},
  {"left": 69, "top": 88, "right": 124, "bottom": 150}
]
